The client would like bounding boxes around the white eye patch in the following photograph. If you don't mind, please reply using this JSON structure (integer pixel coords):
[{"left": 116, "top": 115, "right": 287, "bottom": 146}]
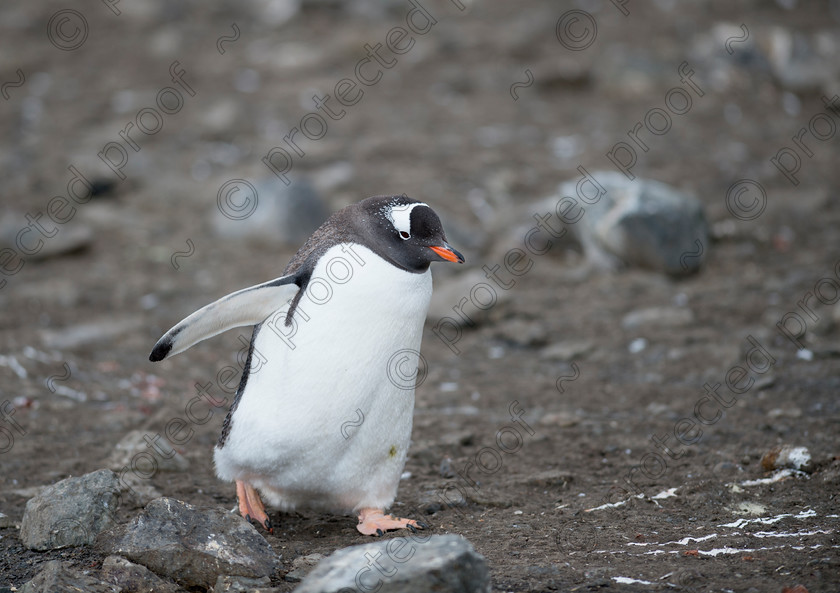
[{"left": 387, "top": 202, "right": 428, "bottom": 240}]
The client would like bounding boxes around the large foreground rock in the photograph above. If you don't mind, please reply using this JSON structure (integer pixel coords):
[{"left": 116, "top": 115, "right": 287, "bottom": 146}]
[
  {"left": 21, "top": 469, "right": 122, "bottom": 550},
  {"left": 98, "top": 497, "right": 278, "bottom": 589},
  {"left": 295, "top": 534, "right": 490, "bottom": 593},
  {"left": 20, "top": 560, "right": 115, "bottom": 593},
  {"left": 101, "top": 555, "right": 185, "bottom": 593}
]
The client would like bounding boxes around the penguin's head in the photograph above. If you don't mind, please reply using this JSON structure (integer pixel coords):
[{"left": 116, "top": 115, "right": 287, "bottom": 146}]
[{"left": 358, "top": 195, "right": 465, "bottom": 273}]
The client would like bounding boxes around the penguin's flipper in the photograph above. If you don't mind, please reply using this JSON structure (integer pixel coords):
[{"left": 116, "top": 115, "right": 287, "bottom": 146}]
[{"left": 149, "top": 274, "right": 300, "bottom": 362}]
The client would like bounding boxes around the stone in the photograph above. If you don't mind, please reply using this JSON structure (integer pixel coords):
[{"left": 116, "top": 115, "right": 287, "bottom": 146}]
[
  {"left": 284, "top": 554, "right": 325, "bottom": 583},
  {"left": 820, "top": 459, "right": 840, "bottom": 485},
  {"left": 493, "top": 318, "right": 548, "bottom": 347},
  {"left": 539, "top": 340, "right": 594, "bottom": 361},
  {"left": 21, "top": 469, "right": 122, "bottom": 550},
  {"left": 39, "top": 316, "right": 146, "bottom": 351},
  {"left": 538, "top": 413, "right": 579, "bottom": 428},
  {"left": 105, "top": 430, "right": 190, "bottom": 473},
  {"left": 762, "top": 26, "right": 839, "bottom": 93},
  {"left": 761, "top": 445, "right": 813, "bottom": 473},
  {"left": 0, "top": 511, "right": 17, "bottom": 528},
  {"left": 117, "top": 471, "right": 163, "bottom": 506},
  {"left": 211, "top": 177, "right": 330, "bottom": 247},
  {"left": 556, "top": 171, "right": 709, "bottom": 275},
  {"left": 213, "top": 574, "right": 275, "bottom": 592},
  {"left": 98, "top": 497, "right": 278, "bottom": 589},
  {"left": 20, "top": 560, "right": 115, "bottom": 593},
  {"left": 621, "top": 307, "right": 695, "bottom": 330},
  {"left": 439, "top": 457, "right": 455, "bottom": 479},
  {"left": 101, "top": 556, "right": 184, "bottom": 593},
  {"left": 520, "top": 469, "right": 573, "bottom": 487},
  {"left": 295, "top": 534, "right": 491, "bottom": 593},
  {"left": 0, "top": 211, "right": 92, "bottom": 262}
]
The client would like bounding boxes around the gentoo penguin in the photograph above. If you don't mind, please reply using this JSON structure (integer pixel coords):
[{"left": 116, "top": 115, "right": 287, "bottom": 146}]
[{"left": 149, "top": 195, "right": 464, "bottom": 536}]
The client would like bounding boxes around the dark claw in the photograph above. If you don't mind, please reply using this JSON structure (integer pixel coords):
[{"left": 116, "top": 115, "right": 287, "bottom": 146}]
[
  {"left": 376, "top": 528, "right": 384, "bottom": 537},
  {"left": 264, "top": 517, "right": 273, "bottom": 532},
  {"left": 407, "top": 523, "right": 417, "bottom": 533},
  {"left": 416, "top": 520, "right": 428, "bottom": 530},
  {"left": 245, "top": 514, "right": 253, "bottom": 525}
]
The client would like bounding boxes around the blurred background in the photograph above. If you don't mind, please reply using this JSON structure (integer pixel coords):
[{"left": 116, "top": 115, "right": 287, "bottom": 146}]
[{"left": 1, "top": 1, "right": 839, "bottom": 590}]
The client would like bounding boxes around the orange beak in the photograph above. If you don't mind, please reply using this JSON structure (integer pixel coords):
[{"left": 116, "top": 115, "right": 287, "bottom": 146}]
[{"left": 429, "top": 244, "right": 465, "bottom": 263}]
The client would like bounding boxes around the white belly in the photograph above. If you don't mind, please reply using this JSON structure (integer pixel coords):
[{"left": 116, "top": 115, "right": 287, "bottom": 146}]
[{"left": 214, "top": 243, "right": 432, "bottom": 513}]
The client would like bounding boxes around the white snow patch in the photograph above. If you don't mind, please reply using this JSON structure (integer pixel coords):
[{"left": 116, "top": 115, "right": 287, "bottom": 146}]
[
  {"left": 784, "top": 447, "right": 812, "bottom": 470},
  {"left": 735, "top": 468, "right": 808, "bottom": 486},
  {"left": 613, "top": 577, "right": 654, "bottom": 585},
  {"left": 753, "top": 529, "right": 832, "bottom": 538},
  {"left": 584, "top": 494, "right": 644, "bottom": 512},
  {"left": 50, "top": 384, "right": 87, "bottom": 402},
  {"left": 0, "top": 355, "right": 27, "bottom": 379},
  {"left": 652, "top": 487, "right": 678, "bottom": 499},
  {"left": 720, "top": 508, "right": 816, "bottom": 528},
  {"left": 700, "top": 546, "right": 762, "bottom": 556},
  {"left": 626, "top": 533, "right": 718, "bottom": 547}
]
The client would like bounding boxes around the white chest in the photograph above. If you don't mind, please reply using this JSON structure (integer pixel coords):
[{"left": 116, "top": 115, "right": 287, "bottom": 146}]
[{"left": 214, "top": 244, "right": 433, "bottom": 511}]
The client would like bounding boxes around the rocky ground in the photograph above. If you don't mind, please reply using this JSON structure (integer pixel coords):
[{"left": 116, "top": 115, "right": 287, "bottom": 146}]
[{"left": 1, "top": 0, "right": 839, "bottom": 591}]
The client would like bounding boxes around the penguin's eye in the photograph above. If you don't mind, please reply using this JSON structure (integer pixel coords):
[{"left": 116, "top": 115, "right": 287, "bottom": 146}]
[{"left": 399, "top": 231, "right": 410, "bottom": 240}]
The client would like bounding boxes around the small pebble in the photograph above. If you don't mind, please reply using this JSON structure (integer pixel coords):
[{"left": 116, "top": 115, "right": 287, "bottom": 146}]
[
  {"left": 628, "top": 338, "right": 647, "bottom": 353},
  {"left": 761, "top": 445, "right": 813, "bottom": 473}
]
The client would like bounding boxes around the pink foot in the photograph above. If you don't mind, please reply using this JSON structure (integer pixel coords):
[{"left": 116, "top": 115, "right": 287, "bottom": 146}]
[
  {"left": 356, "top": 507, "right": 427, "bottom": 536},
  {"left": 236, "top": 480, "right": 273, "bottom": 533}
]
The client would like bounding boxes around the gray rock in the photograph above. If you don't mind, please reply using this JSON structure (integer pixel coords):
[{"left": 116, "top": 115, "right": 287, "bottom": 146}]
[
  {"left": 117, "top": 471, "right": 163, "bottom": 506},
  {"left": 310, "top": 162, "right": 354, "bottom": 194},
  {"left": 621, "top": 307, "right": 695, "bottom": 330},
  {"left": 20, "top": 560, "right": 116, "bottom": 593},
  {"left": 101, "top": 556, "right": 184, "bottom": 593},
  {"left": 539, "top": 340, "right": 594, "bottom": 361},
  {"left": 39, "top": 315, "right": 146, "bottom": 351},
  {"left": 0, "top": 511, "right": 16, "bottom": 528},
  {"left": 493, "top": 318, "right": 549, "bottom": 347},
  {"left": 555, "top": 171, "right": 709, "bottom": 275},
  {"left": 760, "top": 445, "right": 813, "bottom": 473},
  {"left": 212, "top": 177, "right": 330, "bottom": 247},
  {"left": 214, "top": 574, "right": 275, "bottom": 592},
  {"left": 821, "top": 459, "right": 840, "bottom": 485},
  {"left": 21, "top": 469, "right": 122, "bottom": 550},
  {"left": 284, "top": 554, "right": 326, "bottom": 583},
  {"left": 519, "top": 469, "right": 573, "bottom": 487},
  {"left": 538, "top": 413, "right": 579, "bottom": 428},
  {"left": 98, "top": 497, "right": 278, "bottom": 589},
  {"left": 439, "top": 457, "right": 455, "bottom": 479},
  {"left": 106, "top": 430, "right": 190, "bottom": 474},
  {"left": 0, "top": 211, "right": 93, "bottom": 262},
  {"left": 295, "top": 534, "right": 490, "bottom": 593},
  {"left": 762, "top": 27, "right": 840, "bottom": 93}
]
